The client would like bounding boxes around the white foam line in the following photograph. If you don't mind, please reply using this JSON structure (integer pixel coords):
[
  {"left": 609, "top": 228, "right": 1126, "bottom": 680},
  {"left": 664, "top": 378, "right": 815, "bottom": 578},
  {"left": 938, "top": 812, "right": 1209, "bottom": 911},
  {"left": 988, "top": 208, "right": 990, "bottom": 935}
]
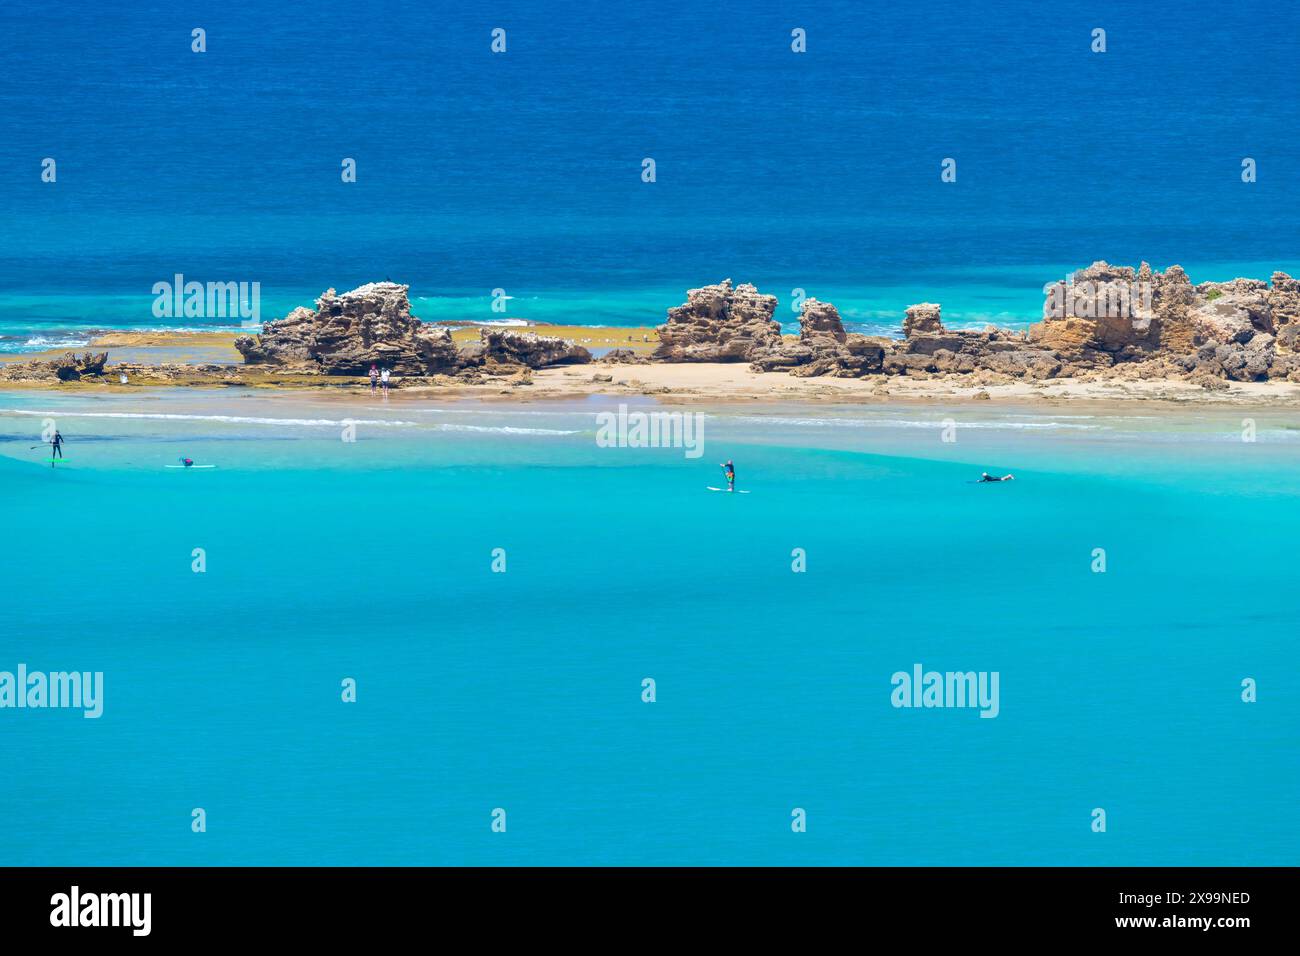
[
  {"left": 734, "top": 415, "right": 1104, "bottom": 431},
  {"left": 436, "top": 424, "right": 580, "bottom": 435},
  {"left": 1, "top": 408, "right": 581, "bottom": 435}
]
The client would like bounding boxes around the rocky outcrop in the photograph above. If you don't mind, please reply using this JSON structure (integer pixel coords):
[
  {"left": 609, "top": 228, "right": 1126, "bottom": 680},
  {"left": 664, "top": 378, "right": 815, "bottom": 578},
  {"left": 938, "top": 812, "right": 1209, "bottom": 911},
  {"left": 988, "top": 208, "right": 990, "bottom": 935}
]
[
  {"left": 884, "top": 329, "right": 1062, "bottom": 380},
  {"left": 596, "top": 348, "right": 650, "bottom": 364},
  {"left": 654, "top": 279, "right": 783, "bottom": 362},
  {"left": 233, "top": 282, "right": 597, "bottom": 375},
  {"left": 799, "top": 298, "right": 847, "bottom": 344},
  {"left": 749, "top": 297, "right": 883, "bottom": 376},
  {"left": 57, "top": 351, "right": 108, "bottom": 380},
  {"left": 0, "top": 351, "right": 109, "bottom": 382},
  {"left": 1266, "top": 272, "right": 1300, "bottom": 347},
  {"left": 737, "top": 265, "right": 1300, "bottom": 385},
  {"left": 903, "top": 303, "right": 944, "bottom": 337},
  {"left": 1019, "top": 262, "right": 1300, "bottom": 382},
  {"left": 235, "top": 282, "right": 460, "bottom": 374},
  {"left": 473, "top": 329, "right": 591, "bottom": 368}
]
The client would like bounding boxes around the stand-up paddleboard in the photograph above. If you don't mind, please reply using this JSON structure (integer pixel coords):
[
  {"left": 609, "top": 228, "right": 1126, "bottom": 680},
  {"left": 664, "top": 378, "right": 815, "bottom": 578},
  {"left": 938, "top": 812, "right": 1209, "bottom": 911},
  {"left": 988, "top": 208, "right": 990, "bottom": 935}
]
[
  {"left": 706, "top": 486, "right": 750, "bottom": 494},
  {"left": 166, "top": 464, "right": 216, "bottom": 469}
]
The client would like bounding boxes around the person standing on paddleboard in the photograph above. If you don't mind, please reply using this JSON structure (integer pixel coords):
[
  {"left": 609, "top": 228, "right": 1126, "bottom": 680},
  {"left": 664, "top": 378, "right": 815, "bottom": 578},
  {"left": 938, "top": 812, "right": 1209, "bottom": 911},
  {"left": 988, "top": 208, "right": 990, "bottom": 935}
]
[
  {"left": 50, "top": 429, "right": 64, "bottom": 462},
  {"left": 720, "top": 459, "right": 735, "bottom": 492}
]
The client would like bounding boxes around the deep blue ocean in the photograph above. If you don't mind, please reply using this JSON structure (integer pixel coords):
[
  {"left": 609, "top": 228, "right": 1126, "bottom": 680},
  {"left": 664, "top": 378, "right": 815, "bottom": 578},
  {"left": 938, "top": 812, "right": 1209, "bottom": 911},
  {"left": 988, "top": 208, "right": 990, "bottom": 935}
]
[{"left": 1, "top": 0, "right": 1297, "bottom": 349}]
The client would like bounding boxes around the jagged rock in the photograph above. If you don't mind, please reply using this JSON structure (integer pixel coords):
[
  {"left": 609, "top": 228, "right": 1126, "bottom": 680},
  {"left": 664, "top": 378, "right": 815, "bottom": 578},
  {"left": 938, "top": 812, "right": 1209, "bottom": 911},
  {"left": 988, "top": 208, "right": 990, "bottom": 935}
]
[
  {"left": 903, "top": 303, "right": 943, "bottom": 337},
  {"left": 654, "top": 279, "right": 783, "bottom": 362},
  {"left": 596, "top": 348, "right": 649, "bottom": 364},
  {"left": 799, "top": 298, "right": 847, "bottom": 344},
  {"left": 836, "top": 335, "right": 887, "bottom": 375},
  {"left": 748, "top": 297, "right": 883, "bottom": 376},
  {"left": 455, "top": 342, "right": 485, "bottom": 367},
  {"left": 234, "top": 282, "right": 460, "bottom": 374},
  {"left": 1266, "top": 272, "right": 1300, "bottom": 342},
  {"left": 1031, "top": 261, "right": 1158, "bottom": 355},
  {"left": 56, "top": 351, "right": 108, "bottom": 380},
  {"left": 1029, "top": 263, "right": 1300, "bottom": 376},
  {"left": 478, "top": 329, "right": 591, "bottom": 368},
  {"left": 981, "top": 349, "right": 1062, "bottom": 380},
  {"left": 749, "top": 345, "right": 812, "bottom": 371},
  {"left": 881, "top": 328, "right": 1061, "bottom": 379},
  {"left": 1190, "top": 278, "right": 1273, "bottom": 344}
]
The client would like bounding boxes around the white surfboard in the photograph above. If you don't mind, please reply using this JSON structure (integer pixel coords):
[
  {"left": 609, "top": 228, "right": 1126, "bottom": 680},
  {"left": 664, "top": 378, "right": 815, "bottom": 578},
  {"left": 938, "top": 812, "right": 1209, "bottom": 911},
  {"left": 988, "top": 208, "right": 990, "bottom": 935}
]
[
  {"left": 706, "top": 486, "right": 750, "bottom": 493},
  {"left": 166, "top": 464, "right": 216, "bottom": 469}
]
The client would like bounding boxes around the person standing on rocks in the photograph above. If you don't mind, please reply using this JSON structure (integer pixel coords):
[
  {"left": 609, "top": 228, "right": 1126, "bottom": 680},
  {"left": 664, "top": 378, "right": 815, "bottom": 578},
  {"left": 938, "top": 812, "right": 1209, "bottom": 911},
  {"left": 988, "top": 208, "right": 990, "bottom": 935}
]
[
  {"left": 380, "top": 367, "right": 391, "bottom": 397},
  {"left": 368, "top": 364, "right": 379, "bottom": 395}
]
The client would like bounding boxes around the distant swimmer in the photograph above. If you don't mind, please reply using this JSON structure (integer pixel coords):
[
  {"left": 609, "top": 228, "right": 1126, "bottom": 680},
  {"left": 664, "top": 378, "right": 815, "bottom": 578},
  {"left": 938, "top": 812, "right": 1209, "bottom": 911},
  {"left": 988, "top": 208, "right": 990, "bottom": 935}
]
[
  {"left": 978, "top": 471, "right": 1015, "bottom": 482},
  {"left": 720, "top": 459, "right": 736, "bottom": 492}
]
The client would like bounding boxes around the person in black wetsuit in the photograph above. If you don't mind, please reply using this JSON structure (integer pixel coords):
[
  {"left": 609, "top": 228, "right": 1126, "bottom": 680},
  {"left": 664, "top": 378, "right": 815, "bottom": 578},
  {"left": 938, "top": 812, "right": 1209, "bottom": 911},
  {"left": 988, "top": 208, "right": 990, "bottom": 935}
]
[
  {"left": 50, "top": 429, "right": 64, "bottom": 461},
  {"left": 979, "top": 471, "right": 1014, "bottom": 482}
]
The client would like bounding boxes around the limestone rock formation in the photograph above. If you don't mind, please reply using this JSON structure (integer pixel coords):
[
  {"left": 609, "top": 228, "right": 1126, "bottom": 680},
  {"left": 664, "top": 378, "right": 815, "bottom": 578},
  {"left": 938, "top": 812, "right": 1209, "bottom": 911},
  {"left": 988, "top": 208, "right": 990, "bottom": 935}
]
[
  {"left": 799, "top": 298, "right": 848, "bottom": 344},
  {"left": 0, "top": 351, "right": 109, "bottom": 382},
  {"left": 56, "top": 351, "right": 108, "bottom": 380},
  {"left": 474, "top": 329, "right": 591, "bottom": 368},
  {"left": 654, "top": 279, "right": 783, "bottom": 362},
  {"left": 903, "top": 303, "right": 943, "bottom": 338},
  {"left": 234, "top": 282, "right": 461, "bottom": 374},
  {"left": 748, "top": 296, "right": 883, "bottom": 376},
  {"left": 883, "top": 330, "right": 1062, "bottom": 380},
  {"left": 1030, "top": 262, "right": 1158, "bottom": 355},
  {"left": 1027, "top": 261, "right": 1300, "bottom": 366},
  {"left": 596, "top": 348, "right": 649, "bottom": 364},
  {"left": 1018, "top": 263, "right": 1300, "bottom": 381}
]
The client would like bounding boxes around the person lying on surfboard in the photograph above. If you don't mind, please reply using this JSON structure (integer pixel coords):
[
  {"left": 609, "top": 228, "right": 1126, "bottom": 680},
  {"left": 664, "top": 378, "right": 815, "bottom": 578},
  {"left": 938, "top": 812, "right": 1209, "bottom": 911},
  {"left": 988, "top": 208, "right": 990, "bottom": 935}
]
[
  {"left": 720, "top": 459, "right": 735, "bottom": 491},
  {"left": 978, "top": 471, "right": 1014, "bottom": 482},
  {"left": 180, "top": 457, "right": 194, "bottom": 468}
]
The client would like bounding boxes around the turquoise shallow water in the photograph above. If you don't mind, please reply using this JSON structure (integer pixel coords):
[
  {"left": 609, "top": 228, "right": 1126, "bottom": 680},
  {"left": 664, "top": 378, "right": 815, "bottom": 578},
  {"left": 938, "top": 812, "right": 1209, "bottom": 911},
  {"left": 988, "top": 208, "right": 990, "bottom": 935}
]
[
  {"left": 7, "top": 256, "right": 1300, "bottom": 354},
  {"left": 1, "top": 390, "right": 1297, "bottom": 865}
]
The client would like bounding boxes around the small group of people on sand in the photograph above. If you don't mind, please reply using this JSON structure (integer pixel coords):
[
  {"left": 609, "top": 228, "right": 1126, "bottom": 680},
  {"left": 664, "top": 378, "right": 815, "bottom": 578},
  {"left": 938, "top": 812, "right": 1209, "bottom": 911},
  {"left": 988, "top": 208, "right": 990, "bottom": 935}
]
[{"left": 368, "top": 364, "right": 392, "bottom": 396}]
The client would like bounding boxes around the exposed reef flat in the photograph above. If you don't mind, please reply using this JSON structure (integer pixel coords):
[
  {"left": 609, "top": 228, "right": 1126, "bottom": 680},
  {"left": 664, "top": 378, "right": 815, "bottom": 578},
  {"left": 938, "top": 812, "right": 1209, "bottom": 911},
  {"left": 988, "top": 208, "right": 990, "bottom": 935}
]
[{"left": 4, "top": 265, "right": 1300, "bottom": 408}]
